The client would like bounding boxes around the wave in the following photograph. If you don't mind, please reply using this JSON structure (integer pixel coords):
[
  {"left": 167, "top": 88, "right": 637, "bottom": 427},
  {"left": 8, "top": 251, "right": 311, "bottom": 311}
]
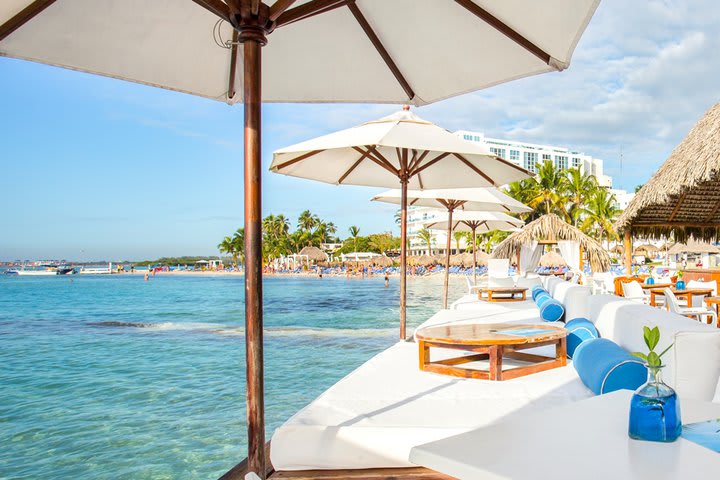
[
  {"left": 88, "top": 321, "right": 225, "bottom": 331},
  {"left": 88, "top": 321, "right": 396, "bottom": 338},
  {"left": 215, "top": 325, "right": 396, "bottom": 338}
]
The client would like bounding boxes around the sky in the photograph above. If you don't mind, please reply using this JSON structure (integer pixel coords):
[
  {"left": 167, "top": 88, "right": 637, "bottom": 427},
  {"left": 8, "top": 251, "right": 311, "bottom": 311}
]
[{"left": 2, "top": 0, "right": 720, "bottom": 262}]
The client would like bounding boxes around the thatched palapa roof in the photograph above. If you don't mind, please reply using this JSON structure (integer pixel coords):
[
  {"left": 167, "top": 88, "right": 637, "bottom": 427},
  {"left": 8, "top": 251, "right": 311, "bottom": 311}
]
[
  {"left": 616, "top": 101, "right": 720, "bottom": 241},
  {"left": 299, "top": 246, "right": 328, "bottom": 262},
  {"left": 492, "top": 213, "right": 611, "bottom": 272},
  {"left": 667, "top": 239, "right": 720, "bottom": 255}
]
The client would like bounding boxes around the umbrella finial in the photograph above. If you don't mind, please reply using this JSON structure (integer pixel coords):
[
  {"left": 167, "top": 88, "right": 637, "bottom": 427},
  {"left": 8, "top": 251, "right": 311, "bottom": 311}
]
[{"left": 402, "top": 105, "right": 410, "bottom": 111}]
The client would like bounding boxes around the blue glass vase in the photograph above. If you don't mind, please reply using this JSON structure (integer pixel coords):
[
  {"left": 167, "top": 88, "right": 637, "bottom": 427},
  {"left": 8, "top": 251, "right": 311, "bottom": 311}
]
[
  {"left": 676, "top": 280, "right": 685, "bottom": 290},
  {"left": 629, "top": 366, "right": 682, "bottom": 442},
  {"left": 646, "top": 277, "right": 655, "bottom": 285}
]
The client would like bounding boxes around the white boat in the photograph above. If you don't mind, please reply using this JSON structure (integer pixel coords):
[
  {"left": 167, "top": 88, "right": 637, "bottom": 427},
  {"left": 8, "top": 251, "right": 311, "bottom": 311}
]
[
  {"left": 79, "top": 263, "right": 113, "bottom": 275},
  {"left": 6, "top": 264, "right": 75, "bottom": 276}
]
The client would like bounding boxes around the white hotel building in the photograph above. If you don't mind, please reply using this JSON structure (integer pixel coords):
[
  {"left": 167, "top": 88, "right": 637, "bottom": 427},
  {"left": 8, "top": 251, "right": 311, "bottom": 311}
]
[{"left": 407, "top": 132, "right": 626, "bottom": 255}]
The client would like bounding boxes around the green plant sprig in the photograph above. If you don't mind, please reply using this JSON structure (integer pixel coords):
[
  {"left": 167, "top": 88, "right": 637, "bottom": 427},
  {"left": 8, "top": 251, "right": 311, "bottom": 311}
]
[{"left": 631, "top": 326, "right": 673, "bottom": 368}]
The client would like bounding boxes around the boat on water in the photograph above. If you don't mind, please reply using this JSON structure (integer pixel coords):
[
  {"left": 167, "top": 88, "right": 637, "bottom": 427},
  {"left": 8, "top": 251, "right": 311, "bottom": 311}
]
[
  {"left": 78, "top": 263, "right": 114, "bottom": 275},
  {"left": 6, "top": 264, "right": 75, "bottom": 276}
]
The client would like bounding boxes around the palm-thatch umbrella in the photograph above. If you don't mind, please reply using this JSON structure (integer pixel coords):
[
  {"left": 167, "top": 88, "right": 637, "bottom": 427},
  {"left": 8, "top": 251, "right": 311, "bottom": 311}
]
[
  {"left": 469, "top": 251, "right": 490, "bottom": 267},
  {"left": 616, "top": 101, "right": 720, "bottom": 275},
  {"left": 299, "top": 246, "right": 328, "bottom": 263},
  {"left": 373, "top": 256, "right": 394, "bottom": 267},
  {"left": 539, "top": 250, "right": 568, "bottom": 267},
  {"left": 633, "top": 243, "right": 659, "bottom": 257},
  {"left": 423, "top": 210, "right": 524, "bottom": 290},
  {"left": 418, "top": 255, "right": 435, "bottom": 266},
  {"left": 449, "top": 254, "right": 464, "bottom": 267},
  {"left": 372, "top": 187, "right": 530, "bottom": 307},
  {"left": 493, "top": 213, "right": 611, "bottom": 272},
  {"left": 610, "top": 245, "right": 624, "bottom": 254},
  {"left": 0, "top": 1, "right": 601, "bottom": 475},
  {"left": 667, "top": 239, "right": 720, "bottom": 255}
]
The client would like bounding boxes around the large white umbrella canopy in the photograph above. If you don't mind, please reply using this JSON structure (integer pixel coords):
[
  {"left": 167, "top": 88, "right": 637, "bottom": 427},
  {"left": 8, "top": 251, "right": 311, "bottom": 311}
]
[
  {"left": 372, "top": 187, "right": 532, "bottom": 213},
  {"left": 271, "top": 107, "right": 532, "bottom": 327},
  {"left": 0, "top": 0, "right": 599, "bottom": 105},
  {"left": 0, "top": 1, "right": 600, "bottom": 477},
  {"left": 271, "top": 109, "right": 530, "bottom": 189},
  {"left": 372, "top": 187, "right": 530, "bottom": 306}
]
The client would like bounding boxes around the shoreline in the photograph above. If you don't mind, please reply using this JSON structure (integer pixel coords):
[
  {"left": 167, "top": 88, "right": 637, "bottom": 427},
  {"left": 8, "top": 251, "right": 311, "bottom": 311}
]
[{"left": 107, "top": 270, "right": 449, "bottom": 278}]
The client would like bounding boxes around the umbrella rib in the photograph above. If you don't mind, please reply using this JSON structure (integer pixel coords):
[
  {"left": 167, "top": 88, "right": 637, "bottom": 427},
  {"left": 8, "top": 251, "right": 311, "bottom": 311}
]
[
  {"left": 352, "top": 146, "right": 399, "bottom": 176},
  {"left": 453, "top": 0, "right": 560, "bottom": 69},
  {"left": 668, "top": 193, "right": 686, "bottom": 222},
  {"left": 227, "top": 30, "right": 239, "bottom": 100},
  {"left": 269, "top": 0, "right": 298, "bottom": 21},
  {"left": 272, "top": 149, "right": 325, "bottom": 171},
  {"left": 412, "top": 152, "right": 451, "bottom": 176},
  {"left": 190, "top": 0, "right": 232, "bottom": 22},
  {"left": 347, "top": 2, "right": 415, "bottom": 101},
  {"left": 0, "top": 0, "right": 57, "bottom": 42},
  {"left": 275, "top": 0, "right": 351, "bottom": 27},
  {"left": 338, "top": 150, "right": 372, "bottom": 184},
  {"left": 454, "top": 153, "right": 495, "bottom": 185}
]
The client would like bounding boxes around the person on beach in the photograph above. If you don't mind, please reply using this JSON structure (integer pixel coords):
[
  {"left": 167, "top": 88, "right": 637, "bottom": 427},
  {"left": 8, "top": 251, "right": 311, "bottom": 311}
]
[
  {"left": 384, "top": 272, "right": 389, "bottom": 287},
  {"left": 144, "top": 271, "right": 149, "bottom": 281}
]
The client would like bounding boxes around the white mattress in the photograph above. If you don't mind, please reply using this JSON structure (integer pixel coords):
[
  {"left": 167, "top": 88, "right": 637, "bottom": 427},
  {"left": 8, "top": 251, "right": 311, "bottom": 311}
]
[{"left": 271, "top": 304, "right": 592, "bottom": 470}]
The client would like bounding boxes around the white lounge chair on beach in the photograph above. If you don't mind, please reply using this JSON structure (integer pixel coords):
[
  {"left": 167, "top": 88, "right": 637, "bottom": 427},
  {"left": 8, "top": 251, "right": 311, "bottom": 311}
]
[{"left": 664, "top": 287, "right": 717, "bottom": 323}]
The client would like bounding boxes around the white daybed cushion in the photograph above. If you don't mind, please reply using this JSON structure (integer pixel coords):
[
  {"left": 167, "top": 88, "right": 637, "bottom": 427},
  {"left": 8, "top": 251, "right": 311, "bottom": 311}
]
[
  {"left": 552, "top": 283, "right": 591, "bottom": 321},
  {"left": 270, "top": 341, "right": 592, "bottom": 471},
  {"left": 488, "top": 276, "right": 515, "bottom": 288},
  {"left": 516, "top": 276, "right": 542, "bottom": 290},
  {"left": 586, "top": 295, "right": 720, "bottom": 401}
]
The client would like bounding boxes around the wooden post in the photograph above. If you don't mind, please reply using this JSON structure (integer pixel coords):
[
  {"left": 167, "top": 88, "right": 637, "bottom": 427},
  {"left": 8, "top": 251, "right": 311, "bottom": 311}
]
[
  {"left": 472, "top": 226, "right": 477, "bottom": 285},
  {"left": 578, "top": 243, "right": 584, "bottom": 281},
  {"left": 516, "top": 249, "right": 521, "bottom": 275},
  {"left": 443, "top": 207, "right": 453, "bottom": 309},
  {"left": 399, "top": 176, "right": 408, "bottom": 340},
  {"left": 624, "top": 230, "right": 632, "bottom": 275}
]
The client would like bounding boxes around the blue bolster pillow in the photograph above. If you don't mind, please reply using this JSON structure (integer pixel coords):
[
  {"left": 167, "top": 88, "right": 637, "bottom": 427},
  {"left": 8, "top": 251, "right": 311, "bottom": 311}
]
[
  {"left": 539, "top": 298, "right": 564, "bottom": 321},
  {"left": 564, "top": 318, "right": 599, "bottom": 358},
  {"left": 531, "top": 285, "right": 547, "bottom": 300},
  {"left": 573, "top": 338, "right": 647, "bottom": 395},
  {"left": 536, "top": 293, "right": 553, "bottom": 308}
]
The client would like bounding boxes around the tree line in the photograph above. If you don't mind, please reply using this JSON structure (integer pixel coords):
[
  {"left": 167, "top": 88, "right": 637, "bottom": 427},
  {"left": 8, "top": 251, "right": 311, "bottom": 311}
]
[{"left": 219, "top": 210, "right": 401, "bottom": 264}]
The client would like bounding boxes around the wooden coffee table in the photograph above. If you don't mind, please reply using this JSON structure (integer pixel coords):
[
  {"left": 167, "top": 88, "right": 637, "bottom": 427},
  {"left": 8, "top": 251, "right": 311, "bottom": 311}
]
[
  {"left": 477, "top": 286, "right": 528, "bottom": 302},
  {"left": 649, "top": 287, "right": 714, "bottom": 307},
  {"left": 416, "top": 323, "right": 567, "bottom": 381}
]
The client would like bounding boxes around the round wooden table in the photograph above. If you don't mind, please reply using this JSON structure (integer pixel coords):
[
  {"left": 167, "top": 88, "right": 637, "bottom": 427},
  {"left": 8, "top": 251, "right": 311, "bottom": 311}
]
[
  {"left": 477, "top": 286, "right": 528, "bottom": 302},
  {"left": 703, "top": 296, "right": 720, "bottom": 327},
  {"left": 649, "top": 287, "right": 714, "bottom": 307},
  {"left": 416, "top": 323, "right": 567, "bottom": 381}
]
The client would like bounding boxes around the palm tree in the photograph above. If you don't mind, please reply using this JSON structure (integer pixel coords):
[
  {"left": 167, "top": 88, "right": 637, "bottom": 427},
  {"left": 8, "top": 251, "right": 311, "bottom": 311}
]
[
  {"left": 453, "top": 231, "right": 465, "bottom": 254},
  {"left": 297, "top": 210, "right": 319, "bottom": 233},
  {"left": 527, "top": 161, "right": 569, "bottom": 217},
  {"left": 218, "top": 236, "right": 237, "bottom": 264},
  {"left": 580, "top": 188, "right": 621, "bottom": 247},
  {"left": 232, "top": 228, "right": 245, "bottom": 264},
  {"left": 348, "top": 225, "right": 360, "bottom": 251},
  {"left": 565, "top": 168, "right": 598, "bottom": 226},
  {"left": 417, "top": 228, "right": 434, "bottom": 255}
]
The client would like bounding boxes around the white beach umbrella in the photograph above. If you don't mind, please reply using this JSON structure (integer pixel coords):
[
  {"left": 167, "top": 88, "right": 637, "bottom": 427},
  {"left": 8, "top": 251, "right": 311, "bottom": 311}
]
[
  {"left": 425, "top": 210, "right": 523, "bottom": 285},
  {"left": 0, "top": 1, "right": 600, "bottom": 477},
  {"left": 271, "top": 107, "right": 532, "bottom": 331},
  {"left": 373, "top": 187, "right": 530, "bottom": 307}
]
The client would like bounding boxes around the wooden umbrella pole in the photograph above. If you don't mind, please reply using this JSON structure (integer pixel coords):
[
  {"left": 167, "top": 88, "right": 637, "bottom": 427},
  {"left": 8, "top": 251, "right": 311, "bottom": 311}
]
[
  {"left": 443, "top": 207, "right": 453, "bottom": 309},
  {"left": 472, "top": 226, "right": 478, "bottom": 284},
  {"left": 624, "top": 230, "right": 632, "bottom": 275},
  {"left": 243, "top": 36, "right": 266, "bottom": 479},
  {"left": 236, "top": 3, "right": 274, "bottom": 476},
  {"left": 399, "top": 176, "right": 408, "bottom": 340}
]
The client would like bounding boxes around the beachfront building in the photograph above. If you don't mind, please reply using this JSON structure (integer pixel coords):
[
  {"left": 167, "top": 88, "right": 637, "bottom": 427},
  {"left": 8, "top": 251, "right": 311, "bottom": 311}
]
[
  {"left": 407, "top": 208, "right": 469, "bottom": 256},
  {"left": 609, "top": 188, "right": 636, "bottom": 210},
  {"left": 455, "top": 131, "right": 613, "bottom": 188}
]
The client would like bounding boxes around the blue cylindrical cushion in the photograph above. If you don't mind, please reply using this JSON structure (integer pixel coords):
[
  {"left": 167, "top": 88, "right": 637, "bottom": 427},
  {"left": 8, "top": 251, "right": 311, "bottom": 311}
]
[
  {"left": 531, "top": 285, "right": 547, "bottom": 300},
  {"left": 536, "top": 293, "right": 552, "bottom": 308},
  {"left": 539, "top": 298, "right": 565, "bottom": 321},
  {"left": 564, "top": 318, "right": 599, "bottom": 358},
  {"left": 573, "top": 338, "right": 647, "bottom": 395}
]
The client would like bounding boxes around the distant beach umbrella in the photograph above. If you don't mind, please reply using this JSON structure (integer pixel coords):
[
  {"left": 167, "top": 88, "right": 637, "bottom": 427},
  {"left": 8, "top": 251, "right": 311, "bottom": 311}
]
[
  {"left": 298, "top": 246, "right": 328, "bottom": 263},
  {"left": 1, "top": 1, "right": 601, "bottom": 475},
  {"left": 423, "top": 209, "right": 525, "bottom": 299},
  {"left": 539, "top": 251, "right": 568, "bottom": 268}
]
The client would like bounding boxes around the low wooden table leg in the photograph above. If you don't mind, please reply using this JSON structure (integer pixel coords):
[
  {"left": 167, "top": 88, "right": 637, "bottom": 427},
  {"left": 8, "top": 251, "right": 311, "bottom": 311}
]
[
  {"left": 489, "top": 345, "right": 502, "bottom": 380},
  {"left": 556, "top": 337, "right": 567, "bottom": 367},
  {"left": 418, "top": 340, "right": 429, "bottom": 370},
  {"left": 488, "top": 291, "right": 494, "bottom": 302}
]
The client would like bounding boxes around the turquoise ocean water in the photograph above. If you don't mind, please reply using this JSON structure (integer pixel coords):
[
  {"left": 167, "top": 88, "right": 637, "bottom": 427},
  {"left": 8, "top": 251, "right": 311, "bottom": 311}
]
[{"left": 0, "top": 273, "right": 465, "bottom": 479}]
